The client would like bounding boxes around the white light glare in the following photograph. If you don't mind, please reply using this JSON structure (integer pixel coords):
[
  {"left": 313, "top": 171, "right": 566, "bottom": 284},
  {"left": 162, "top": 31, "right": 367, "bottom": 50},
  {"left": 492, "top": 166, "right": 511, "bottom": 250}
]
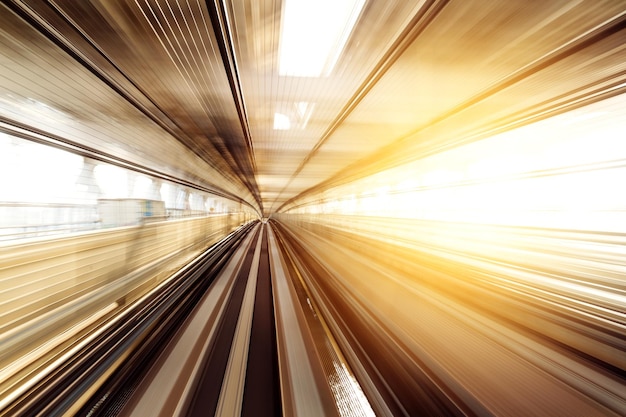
[
  {"left": 279, "top": 0, "right": 366, "bottom": 77},
  {"left": 274, "top": 113, "right": 291, "bottom": 130}
]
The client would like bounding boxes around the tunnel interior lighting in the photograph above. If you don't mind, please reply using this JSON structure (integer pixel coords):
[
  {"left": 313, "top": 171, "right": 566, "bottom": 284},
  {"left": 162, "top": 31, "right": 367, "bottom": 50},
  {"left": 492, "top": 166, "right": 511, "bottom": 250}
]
[
  {"left": 273, "top": 102, "right": 315, "bottom": 130},
  {"left": 95, "top": 164, "right": 129, "bottom": 198},
  {"left": 278, "top": 0, "right": 366, "bottom": 77},
  {"left": 273, "top": 112, "right": 291, "bottom": 130},
  {"left": 0, "top": 133, "right": 83, "bottom": 203},
  {"left": 286, "top": 93, "right": 626, "bottom": 233}
]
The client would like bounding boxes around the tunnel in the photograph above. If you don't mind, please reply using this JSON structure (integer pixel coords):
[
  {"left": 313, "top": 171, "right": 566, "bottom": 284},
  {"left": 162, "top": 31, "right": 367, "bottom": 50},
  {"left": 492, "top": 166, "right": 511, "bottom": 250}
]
[{"left": 0, "top": 0, "right": 625, "bottom": 416}]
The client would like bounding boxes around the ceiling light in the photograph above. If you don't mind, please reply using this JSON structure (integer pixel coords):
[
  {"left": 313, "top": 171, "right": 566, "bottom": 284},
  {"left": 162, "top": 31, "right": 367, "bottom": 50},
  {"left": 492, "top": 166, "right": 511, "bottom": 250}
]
[
  {"left": 274, "top": 113, "right": 291, "bottom": 130},
  {"left": 278, "top": 0, "right": 366, "bottom": 77}
]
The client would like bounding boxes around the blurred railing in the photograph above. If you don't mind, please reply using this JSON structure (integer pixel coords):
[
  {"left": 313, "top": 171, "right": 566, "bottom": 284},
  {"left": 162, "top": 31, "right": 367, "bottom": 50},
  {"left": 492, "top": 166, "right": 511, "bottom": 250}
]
[
  {"left": 274, "top": 213, "right": 626, "bottom": 371},
  {"left": 0, "top": 202, "right": 243, "bottom": 242},
  {"left": 0, "top": 202, "right": 99, "bottom": 242},
  {"left": 0, "top": 212, "right": 255, "bottom": 407}
]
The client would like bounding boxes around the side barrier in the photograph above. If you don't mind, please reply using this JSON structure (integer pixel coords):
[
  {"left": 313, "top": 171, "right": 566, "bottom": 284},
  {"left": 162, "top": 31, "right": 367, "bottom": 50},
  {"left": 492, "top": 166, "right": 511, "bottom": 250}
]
[
  {"left": 0, "top": 213, "right": 254, "bottom": 396},
  {"left": 274, "top": 213, "right": 626, "bottom": 372}
]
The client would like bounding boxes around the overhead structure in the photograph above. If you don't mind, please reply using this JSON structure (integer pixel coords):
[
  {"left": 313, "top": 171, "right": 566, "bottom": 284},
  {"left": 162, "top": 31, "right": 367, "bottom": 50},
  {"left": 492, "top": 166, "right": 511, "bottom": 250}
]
[{"left": 2, "top": 0, "right": 623, "bottom": 216}]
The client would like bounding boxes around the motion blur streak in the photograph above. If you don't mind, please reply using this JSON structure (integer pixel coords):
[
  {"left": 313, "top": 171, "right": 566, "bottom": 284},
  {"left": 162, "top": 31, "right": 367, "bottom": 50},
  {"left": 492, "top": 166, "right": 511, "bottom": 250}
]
[
  {"left": 274, "top": 94, "right": 626, "bottom": 416},
  {"left": 0, "top": 0, "right": 625, "bottom": 415}
]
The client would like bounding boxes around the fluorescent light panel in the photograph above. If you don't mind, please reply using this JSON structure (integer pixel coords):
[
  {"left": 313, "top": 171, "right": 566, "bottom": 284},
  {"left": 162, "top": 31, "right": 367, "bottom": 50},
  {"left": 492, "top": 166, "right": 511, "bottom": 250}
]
[
  {"left": 279, "top": 0, "right": 366, "bottom": 77},
  {"left": 274, "top": 113, "right": 291, "bottom": 130},
  {"left": 273, "top": 102, "right": 315, "bottom": 130}
]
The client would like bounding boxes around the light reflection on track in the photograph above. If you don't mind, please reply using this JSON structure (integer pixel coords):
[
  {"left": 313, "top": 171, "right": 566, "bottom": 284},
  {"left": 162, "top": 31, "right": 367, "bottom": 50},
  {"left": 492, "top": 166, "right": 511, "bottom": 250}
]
[{"left": 95, "top": 222, "right": 375, "bottom": 417}]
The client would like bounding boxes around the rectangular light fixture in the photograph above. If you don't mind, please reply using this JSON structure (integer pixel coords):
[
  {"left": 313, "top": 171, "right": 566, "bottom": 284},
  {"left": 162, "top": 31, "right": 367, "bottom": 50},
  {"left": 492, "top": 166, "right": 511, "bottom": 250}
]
[
  {"left": 278, "top": 0, "right": 366, "bottom": 77},
  {"left": 273, "top": 102, "right": 315, "bottom": 130},
  {"left": 273, "top": 112, "right": 291, "bottom": 130}
]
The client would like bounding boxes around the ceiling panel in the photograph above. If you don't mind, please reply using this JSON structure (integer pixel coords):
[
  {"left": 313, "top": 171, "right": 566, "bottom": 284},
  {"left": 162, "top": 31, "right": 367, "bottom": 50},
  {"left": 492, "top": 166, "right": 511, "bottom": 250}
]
[
  {"left": 44, "top": 0, "right": 261, "bottom": 207},
  {"left": 0, "top": 2, "right": 256, "bottom": 206}
]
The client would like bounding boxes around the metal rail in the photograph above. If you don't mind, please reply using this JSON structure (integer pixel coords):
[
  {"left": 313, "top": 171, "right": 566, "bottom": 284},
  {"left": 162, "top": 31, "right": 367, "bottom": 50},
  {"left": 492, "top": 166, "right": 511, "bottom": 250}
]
[{"left": 74, "top": 220, "right": 377, "bottom": 417}]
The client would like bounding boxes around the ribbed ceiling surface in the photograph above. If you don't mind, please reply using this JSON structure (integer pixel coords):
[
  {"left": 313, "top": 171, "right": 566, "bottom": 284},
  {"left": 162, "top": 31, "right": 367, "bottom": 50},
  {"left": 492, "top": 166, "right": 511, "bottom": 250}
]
[{"left": 2, "top": 0, "right": 625, "bottom": 215}]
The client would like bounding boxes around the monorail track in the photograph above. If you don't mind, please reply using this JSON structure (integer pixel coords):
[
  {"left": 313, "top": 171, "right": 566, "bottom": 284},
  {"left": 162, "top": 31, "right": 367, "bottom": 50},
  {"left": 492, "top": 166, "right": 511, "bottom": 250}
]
[
  {"left": 3, "top": 219, "right": 623, "bottom": 417},
  {"left": 108, "top": 221, "right": 374, "bottom": 417},
  {"left": 0, "top": 220, "right": 374, "bottom": 416}
]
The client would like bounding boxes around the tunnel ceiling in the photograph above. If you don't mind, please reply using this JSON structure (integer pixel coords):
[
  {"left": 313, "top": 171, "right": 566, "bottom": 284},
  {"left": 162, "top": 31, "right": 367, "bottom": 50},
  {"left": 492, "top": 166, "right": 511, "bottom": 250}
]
[{"left": 2, "top": 0, "right": 625, "bottom": 216}]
